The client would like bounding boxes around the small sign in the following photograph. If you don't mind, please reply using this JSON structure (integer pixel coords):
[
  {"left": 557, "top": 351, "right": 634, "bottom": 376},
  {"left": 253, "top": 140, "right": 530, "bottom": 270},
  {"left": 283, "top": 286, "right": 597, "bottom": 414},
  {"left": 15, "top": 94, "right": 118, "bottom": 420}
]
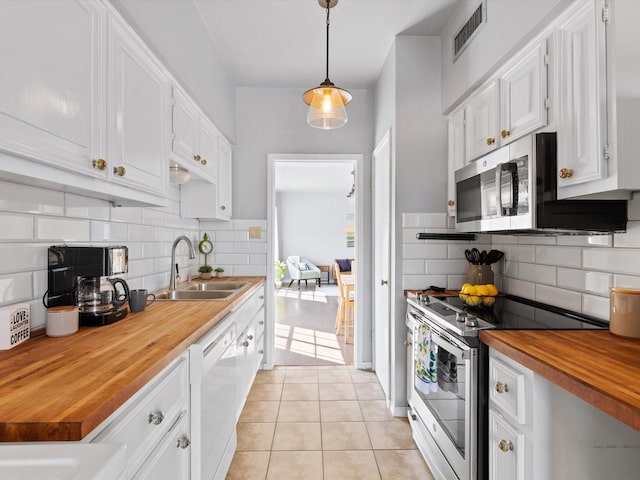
[{"left": 0, "top": 303, "right": 30, "bottom": 350}]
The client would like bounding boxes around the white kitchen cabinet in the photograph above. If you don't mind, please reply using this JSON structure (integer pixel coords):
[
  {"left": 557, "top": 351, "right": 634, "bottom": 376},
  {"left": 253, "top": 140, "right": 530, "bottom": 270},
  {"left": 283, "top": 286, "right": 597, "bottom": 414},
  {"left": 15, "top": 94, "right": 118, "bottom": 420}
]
[
  {"left": 107, "top": 14, "right": 169, "bottom": 197},
  {"left": 499, "top": 40, "right": 548, "bottom": 145},
  {"left": 170, "top": 86, "right": 218, "bottom": 184},
  {"left": 0, "top": 0, "right": 105, "bottom": 179},
  {"left": 555, "top": 0, "right": 640, "bottom": 199},
  {"left": 234, "top": 286, "right": 265, "bottom": 420},
  {"left": 465, "top": 81, "right": 500, "bottom": 161},
  {"left": 447, "top": 107, "right": 465, "bottom": 216},
  {"left": 488, "top": 409, "right": 525, "bottom": 480},
  {"left": 216, "top": 135, "right": 233, "bottom": 220},
  {"left": 90, "top": 353, "right": 190, "bottom": 480},
  {"left": 180, "top": 134, "right": 233, "bottom": 221}
]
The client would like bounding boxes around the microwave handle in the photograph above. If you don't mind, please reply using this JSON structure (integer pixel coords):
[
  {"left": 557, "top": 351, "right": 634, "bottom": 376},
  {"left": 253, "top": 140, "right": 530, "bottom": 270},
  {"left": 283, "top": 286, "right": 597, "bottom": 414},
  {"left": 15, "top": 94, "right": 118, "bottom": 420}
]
[{"left": 495, "top": 162, "right": 518, "bottom": 216}]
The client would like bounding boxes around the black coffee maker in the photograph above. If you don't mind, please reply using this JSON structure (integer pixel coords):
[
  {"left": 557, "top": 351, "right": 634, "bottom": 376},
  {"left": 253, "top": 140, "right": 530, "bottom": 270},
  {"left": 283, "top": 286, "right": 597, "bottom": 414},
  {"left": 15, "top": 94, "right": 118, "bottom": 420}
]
[{"left": 46, "top": 246, "right": 130, "bottom": 326}]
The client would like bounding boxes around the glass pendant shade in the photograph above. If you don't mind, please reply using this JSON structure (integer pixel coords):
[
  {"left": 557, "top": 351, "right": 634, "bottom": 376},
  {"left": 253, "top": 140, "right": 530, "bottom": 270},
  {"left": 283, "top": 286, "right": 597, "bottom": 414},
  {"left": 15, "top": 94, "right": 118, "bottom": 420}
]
[{"left": 304, "top": 82, "right": 351, "bottom": 129}]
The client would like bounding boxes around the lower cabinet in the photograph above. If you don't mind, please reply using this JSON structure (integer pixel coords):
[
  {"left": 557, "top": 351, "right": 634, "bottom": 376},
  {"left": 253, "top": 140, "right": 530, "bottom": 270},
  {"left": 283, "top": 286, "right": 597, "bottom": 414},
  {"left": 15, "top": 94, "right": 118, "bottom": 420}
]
[
  {"left": 90, "top": 353, "right": 190, "bottom": 480},
  {"left": 488, "top": 347, "right": 640, "bottom": 480}
]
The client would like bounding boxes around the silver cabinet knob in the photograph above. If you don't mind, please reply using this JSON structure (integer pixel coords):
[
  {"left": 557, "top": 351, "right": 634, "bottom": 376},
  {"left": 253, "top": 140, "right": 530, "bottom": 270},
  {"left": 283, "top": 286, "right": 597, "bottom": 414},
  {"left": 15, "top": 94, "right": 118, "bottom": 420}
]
[
  {"left": 259, "top": 349, "right": 264, "bottom": 354},
  {"left": 176, "top": 435, "right": 191, "bottom": 449},
  {"left": 242, "top": 341, "right": 250, "bottom": 347},
  {"left": 247, "top": 335, "right": 254, "bottom": 341},
  {"left": 148, "top": 411, "right": 164, "bottom": 425},
  {"left": 381, "top": 279, "right": 388, "bottom": 285},
  {"left": 259, "top": 320, "right": 264, "bottom": 325}
]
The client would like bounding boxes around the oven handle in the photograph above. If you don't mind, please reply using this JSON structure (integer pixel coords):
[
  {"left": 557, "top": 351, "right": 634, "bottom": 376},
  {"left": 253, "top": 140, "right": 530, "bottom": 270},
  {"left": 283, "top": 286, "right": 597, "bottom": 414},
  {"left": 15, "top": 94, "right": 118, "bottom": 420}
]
[
  {"left": 408, "top": 310, "right": 471, "bottom": 359},
  {"left": 496, "top": 162, "right": 518, "bottom": 216}
]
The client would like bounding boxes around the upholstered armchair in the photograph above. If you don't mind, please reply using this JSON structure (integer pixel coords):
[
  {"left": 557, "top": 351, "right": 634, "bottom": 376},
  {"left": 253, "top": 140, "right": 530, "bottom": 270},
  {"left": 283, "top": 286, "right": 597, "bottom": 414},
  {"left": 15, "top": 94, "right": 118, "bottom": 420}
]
[{"left": 286, "top": 256, "right": 321, "bottom": 289}]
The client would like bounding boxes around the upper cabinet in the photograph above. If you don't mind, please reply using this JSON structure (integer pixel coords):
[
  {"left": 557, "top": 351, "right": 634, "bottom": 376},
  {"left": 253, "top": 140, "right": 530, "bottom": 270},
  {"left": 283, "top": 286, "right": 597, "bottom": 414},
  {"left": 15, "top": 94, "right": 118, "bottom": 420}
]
[
  {"left": 170, "top": 87, "right": 218, "bottom": 184},
  {"left": 216, "top": 136, "right": 233, "bottom": 220},
  {"left": 0, "top": 1, "right": 106, "bottom": 179},
  {"left": 108, "top": 15, "right": 169, "bottom": 197},
  {"left": 465, "top": 81, "right": 500, "bottom": 161},
  {"left": 0, "top": 0, "right": 169, "bottom": 206},
  {"left": 555, "top": 0, "right": 640, "bottom": 199},
  {"left": 447, "top": 107, "right": 465, "bottom": 217}
]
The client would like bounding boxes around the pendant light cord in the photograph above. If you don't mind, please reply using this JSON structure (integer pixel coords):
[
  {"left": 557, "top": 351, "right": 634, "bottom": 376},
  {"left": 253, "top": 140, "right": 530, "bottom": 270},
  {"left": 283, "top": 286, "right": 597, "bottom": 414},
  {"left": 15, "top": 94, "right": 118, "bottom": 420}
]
[{"left": 325, "top": 1, "right": 330, "bottom": 82}]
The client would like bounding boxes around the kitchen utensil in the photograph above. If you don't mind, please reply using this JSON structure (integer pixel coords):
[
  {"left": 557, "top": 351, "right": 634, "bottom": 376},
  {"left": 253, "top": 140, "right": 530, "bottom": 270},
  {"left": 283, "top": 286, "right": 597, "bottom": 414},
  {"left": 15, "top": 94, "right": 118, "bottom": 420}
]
[
  {"left": 464, "top": 249, "right": 474, "bottom": 264},
  {"left": 471, "top": 248, "right": 480, "bottom": 264},
  {"left": 485, "top": 249, "right": 504, "bottom": 265},
  {"left": 479, "top": 250, "right": 487, "bottom": 265}
]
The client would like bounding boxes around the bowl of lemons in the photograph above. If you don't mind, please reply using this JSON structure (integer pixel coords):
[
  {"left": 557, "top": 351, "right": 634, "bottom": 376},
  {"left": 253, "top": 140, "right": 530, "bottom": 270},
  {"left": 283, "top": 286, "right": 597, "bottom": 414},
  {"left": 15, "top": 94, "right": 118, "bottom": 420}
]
[{"left": 459, "top": 283, "right": 499, "bottom": 308}]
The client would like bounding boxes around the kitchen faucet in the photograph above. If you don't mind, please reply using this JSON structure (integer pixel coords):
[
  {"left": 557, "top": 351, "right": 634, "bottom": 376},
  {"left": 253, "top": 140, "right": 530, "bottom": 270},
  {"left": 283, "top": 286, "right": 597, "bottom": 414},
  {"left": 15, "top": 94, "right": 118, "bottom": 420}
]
[{"left": 170, "top": 235, "right": 196, "bottom": 290}]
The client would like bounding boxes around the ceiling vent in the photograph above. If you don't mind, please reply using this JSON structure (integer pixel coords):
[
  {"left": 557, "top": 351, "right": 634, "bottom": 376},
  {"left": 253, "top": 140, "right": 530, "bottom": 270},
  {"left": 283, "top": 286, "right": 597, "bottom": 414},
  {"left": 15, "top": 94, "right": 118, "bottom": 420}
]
[{"left": 453, "top": 0, "right": 486, "bottom": 61}]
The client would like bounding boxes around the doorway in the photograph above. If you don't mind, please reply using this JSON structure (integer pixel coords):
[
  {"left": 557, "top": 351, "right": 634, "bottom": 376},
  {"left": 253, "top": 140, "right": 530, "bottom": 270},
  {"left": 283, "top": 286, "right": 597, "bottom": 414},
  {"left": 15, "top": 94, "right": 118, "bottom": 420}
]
[{"left": 266, "top": 154, "right": 364, "bottom": 369}]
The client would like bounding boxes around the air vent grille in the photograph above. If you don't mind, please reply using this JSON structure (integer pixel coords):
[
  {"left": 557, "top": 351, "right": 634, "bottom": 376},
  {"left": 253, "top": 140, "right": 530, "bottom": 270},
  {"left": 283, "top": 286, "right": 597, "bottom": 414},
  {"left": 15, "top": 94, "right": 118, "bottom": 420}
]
[{"left": 453, "top": 1, "right": 486, "bottom": 61}]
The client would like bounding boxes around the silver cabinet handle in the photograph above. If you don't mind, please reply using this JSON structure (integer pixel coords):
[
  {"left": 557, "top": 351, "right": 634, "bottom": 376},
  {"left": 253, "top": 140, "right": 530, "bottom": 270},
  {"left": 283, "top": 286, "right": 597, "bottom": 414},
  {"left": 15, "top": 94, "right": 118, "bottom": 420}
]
[
  {"left": 148, "top": 411, "right": 164, "bottom": 425},
  {"left": 381, "top": 279, "right": 388, "bottom": 285},
  {"left": 176, "top": 435, "right": 191, "bottom": 449}
]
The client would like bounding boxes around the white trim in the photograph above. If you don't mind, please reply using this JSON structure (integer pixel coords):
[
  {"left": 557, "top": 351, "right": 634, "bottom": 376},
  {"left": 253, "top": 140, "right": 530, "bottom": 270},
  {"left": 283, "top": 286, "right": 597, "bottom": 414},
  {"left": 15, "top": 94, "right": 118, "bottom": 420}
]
[{"left": 266, "top": 153, "right": 365, "bottom": 369}]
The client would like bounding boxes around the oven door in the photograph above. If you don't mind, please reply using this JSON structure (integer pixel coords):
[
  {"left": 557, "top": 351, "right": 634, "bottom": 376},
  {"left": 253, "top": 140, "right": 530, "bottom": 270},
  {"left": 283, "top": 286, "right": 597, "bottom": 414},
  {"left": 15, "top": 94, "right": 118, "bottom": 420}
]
[{"left": 408, "top": 312, "right": 477, "bottom": 480}]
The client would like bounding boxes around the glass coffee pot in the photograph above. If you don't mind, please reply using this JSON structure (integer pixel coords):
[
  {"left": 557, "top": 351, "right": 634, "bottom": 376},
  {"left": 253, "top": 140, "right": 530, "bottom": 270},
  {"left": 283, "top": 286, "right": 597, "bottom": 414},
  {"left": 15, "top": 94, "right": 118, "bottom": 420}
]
[{"left": 77, "top": 276, "right": 130, "bottom": 314}]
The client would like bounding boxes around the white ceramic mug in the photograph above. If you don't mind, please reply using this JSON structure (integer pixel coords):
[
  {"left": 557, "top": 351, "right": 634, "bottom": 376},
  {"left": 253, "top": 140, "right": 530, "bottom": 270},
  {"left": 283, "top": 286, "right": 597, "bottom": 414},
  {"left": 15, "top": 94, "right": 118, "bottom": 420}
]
[{"left": 46, "top": 305, "right": 79, "bottom": 337}]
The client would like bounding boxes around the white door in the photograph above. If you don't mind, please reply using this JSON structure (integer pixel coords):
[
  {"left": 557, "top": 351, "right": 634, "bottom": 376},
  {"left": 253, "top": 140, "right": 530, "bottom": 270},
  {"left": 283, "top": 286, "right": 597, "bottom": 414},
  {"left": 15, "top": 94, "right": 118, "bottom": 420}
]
[{"left": 373, "top": 131, "right": 392, "bottom": 399}]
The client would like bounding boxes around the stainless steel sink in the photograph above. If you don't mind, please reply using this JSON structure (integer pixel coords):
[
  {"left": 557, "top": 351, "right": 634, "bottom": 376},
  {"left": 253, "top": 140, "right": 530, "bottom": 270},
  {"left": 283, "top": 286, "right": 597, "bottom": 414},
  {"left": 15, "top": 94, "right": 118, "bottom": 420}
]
[
  {"left": 154, "top": 290, "right": 235, "bottom": 301},
  {"left": 183, "top": 281, "right": 249, "bottom": 291}
]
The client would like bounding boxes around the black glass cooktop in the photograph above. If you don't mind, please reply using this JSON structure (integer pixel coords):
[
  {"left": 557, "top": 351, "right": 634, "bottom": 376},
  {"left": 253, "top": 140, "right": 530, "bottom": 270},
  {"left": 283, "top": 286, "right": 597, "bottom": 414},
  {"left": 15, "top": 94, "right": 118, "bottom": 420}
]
[{"left": 433, "top": 294, "right": 608, "bottom": 330}]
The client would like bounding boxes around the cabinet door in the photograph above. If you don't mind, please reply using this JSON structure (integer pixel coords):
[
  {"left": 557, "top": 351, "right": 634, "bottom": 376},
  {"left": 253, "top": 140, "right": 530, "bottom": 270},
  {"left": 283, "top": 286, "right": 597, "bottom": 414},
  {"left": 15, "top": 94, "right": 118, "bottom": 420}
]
[
  {"left": 132, "top": 412, "right": 190, "bottom": 480},
  {"left": 555, "top": 0, "right": 607, "bottom": 194},
  {"left": 500, "top": 41, "right": 548, "bottom": 145},
  {"left": 489, "top": 409, "right": 525, "bottom": 480},
  {"left": 108, "top": 16, "right": 169, "bottom": 196},
  {"left": 465, "top": 81, "right": 500, "bottom": 161},
  {"left": 198, "top": 119, "right": 219, "bottom": 183},
  {"left": 216, "top": 136, "right": 233, "bottom": 219},
  {"left": 171, "top": 87, "right": 199, "bottom": 171},
  {"left": 447, "top": 107, "right": 465, "bottom": 216},
  {"left": 0, "top": 0, "right": 105, "bottom": 178}
]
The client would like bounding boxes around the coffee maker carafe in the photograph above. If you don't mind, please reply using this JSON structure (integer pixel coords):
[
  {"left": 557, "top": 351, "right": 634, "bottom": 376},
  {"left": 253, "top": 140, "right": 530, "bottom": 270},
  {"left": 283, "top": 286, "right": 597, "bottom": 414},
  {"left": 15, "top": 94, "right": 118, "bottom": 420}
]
[{"left": 46, "top": 246, "right": 130, "bottom": 326}]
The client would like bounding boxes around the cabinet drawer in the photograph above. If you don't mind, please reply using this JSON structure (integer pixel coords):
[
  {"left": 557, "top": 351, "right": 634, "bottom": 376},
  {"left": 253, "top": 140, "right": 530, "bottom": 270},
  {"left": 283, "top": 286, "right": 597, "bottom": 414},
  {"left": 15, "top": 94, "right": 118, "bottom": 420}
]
[
  {"left": 93, "top": 354, "right": 189, "bottom": 477},
  {"left": 489, "top": 409, "right": 525, "bottom": 480},
  {"left": 489, "top": 356, "right": 527, "bottom": 424},
  {"left": 234, "top": 287, "right": 264, "bottom": 333}
]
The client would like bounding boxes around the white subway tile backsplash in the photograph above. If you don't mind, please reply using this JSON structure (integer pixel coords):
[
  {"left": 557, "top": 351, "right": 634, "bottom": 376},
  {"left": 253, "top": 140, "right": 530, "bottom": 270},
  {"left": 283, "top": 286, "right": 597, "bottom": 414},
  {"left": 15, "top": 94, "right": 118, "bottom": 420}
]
[
  {"left": 614, "top": 221, "right": 640, "bottom": 248},
  {"left": 249, "top": 254, "right": 266, "bottom": 265},
  {"left": 535, "top": 245, "right": 581, "bottom": 267},
  {"left": 426, "top": 259, "right": 468, "bottom": 275},
  {"left": 403, "top": 244, "right": 448, "bottom": 259},
  {"left": 402, "top": 213, "right": 448, "bottom": 229},
  {"left": 213, "top": 242, "right": 234, "bottom": 254},
  {"left": 556, "top": 234, "right": 613, "bottom": 247},
  {"left": 142, "top": 209, "right": 166, "bottom": 226},
  {"left": 518, "top": 263, "right": 556, "bottom": 285},
  {"left": 582, "top": 294, "right": 609, "bottom": 320},
  {"left": 215, "top": 253, "right": 250, "bottom": 265},
  {"left": 0, "top": 213, "right": 34, "bottom": 241},
  {"left": 128, "top": 224, "right": 156, "bottom": 242},
  {"left": 516, "top": 235, "right": 556, "bottom": 245},
  {"left": 36, "top": 217, "right": 90, "bottom": 242},
  {"left": 491, "top": 235, "right": 517, "bottom": 245},
  {"left": 0, "top": 181, "right": 64, "bottom": 216},
  {"left": 402, "top": 274, "right": 448, "bottom": 290},
  {"left": 201, "top": 220, "right": 233, "bottom": 231},
  {"left": 613, "top": 274, "right": 640, "bottom": 289},
  {"left": 111, "top": 206, "right": 143, "bottom": 224},
  {"left": 90, "top": 221, "right": 128, "bottom": 242},
  {"left": 214, "top": 230, "right": 249, "bottom": 242},
  {"left": 502, "top": 278, "right": 535, "bottom": 299},
  {"left": 128, "top": 258, "right": 156, "bottom": 278},
  {"left": 447, "top": 275, "right": 467, "bottom": 290},
  {"left": 234, "top": 265, "right": 267, "bottom": 276},
  {"left": 535, "top": 284, "right": 582, "bottom": 312},
  {"left": 0, "top": 272, "right": 33, "bottom": 305},
  {"left": 65, "top": 194, "right": 110, "bottom": 220},
  {"left": 234, "top": 219, "right": 267, "bottom": 230},
  {"left": 627, "top": 196, "right": 640, "bottom": 221},
  {"left": 402, "top": 259, "right": 427, "bottom": 275},
  {"left": 501, "top": 244, "right": 535, "bottom": 263},
  {"left": 557, "top": 268, "right": 611, "bottom": 295},
  {"left": 141, "top": 242, "right": 166, "bottom": 259},
  {"left": 234, "top": 242, "right": 267, "bottom": 254},
  {"left": 402, "top": 228, "right": 424, "bottom": 244},
  {"left": 583, "top": 248, "right": 640, "bottom": 275}
]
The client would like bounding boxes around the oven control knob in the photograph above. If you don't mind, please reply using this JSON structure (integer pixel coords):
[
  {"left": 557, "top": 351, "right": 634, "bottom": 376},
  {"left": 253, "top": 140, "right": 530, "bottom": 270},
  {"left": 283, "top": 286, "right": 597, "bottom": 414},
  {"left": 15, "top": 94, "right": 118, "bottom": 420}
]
[
  {"left": 456, "top": 312, "right": 467, "bottom": 323},
  {"left": 466, "top": 316, "right": 479, "bottom": 327}
]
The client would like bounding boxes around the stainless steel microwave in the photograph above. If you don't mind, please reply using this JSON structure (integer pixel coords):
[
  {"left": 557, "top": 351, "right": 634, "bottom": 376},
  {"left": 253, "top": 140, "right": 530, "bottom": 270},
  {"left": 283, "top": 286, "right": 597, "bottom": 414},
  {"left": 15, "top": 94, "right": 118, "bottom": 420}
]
[{"left": 454, "top": 133, "right": 627, "bottom": 234}]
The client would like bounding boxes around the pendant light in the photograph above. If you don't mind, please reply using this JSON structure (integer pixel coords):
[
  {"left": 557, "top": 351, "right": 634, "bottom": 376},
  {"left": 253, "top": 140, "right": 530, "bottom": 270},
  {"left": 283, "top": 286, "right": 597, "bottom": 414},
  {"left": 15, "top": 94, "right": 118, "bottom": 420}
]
[{"left": 303, "top": 0, "right": 352, "bottom": 129}]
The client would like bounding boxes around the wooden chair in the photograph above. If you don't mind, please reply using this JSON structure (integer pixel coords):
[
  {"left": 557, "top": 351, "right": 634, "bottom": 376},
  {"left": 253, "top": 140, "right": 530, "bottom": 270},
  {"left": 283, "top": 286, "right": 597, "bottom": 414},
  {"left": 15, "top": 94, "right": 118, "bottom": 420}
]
[{"left": 334, "top": 261, "right": 354, "bottom": 343}]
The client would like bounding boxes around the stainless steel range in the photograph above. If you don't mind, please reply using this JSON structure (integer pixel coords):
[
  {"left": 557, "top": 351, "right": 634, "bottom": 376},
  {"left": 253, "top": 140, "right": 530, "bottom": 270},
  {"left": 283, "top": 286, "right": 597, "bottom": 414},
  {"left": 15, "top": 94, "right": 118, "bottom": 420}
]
[{"left": 406, "top": 293, "right": 607, "bottom": 480}]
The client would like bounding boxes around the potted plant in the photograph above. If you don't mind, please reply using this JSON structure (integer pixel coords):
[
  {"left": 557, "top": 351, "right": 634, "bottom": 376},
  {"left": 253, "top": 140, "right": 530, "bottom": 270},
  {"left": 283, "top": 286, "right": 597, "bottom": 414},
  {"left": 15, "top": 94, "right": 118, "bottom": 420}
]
[
  {"left": 274, "top": 260, "right": 287, "bottom": 287},
  {"left": 198, "top": 265, "right": 213, "bottom": 279},
  {"left": 214, "top": 267, "right": 224, "bottom": 278}
]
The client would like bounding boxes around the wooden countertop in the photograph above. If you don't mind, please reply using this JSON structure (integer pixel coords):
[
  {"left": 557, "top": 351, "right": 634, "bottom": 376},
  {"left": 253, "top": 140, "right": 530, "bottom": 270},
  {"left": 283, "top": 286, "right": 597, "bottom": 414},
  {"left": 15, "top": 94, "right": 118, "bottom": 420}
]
[
  {"left": 480, "top": 330, "right": 640, "bottom": 431},
  {"left": 0, "top": 277, "right": 265, "bottom": 442}
]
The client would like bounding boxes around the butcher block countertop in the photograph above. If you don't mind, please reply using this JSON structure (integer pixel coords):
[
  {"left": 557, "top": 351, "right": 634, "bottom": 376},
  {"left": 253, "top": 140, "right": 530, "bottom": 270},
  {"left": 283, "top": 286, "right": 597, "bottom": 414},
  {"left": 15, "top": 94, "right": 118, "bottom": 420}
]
[
  {"left": 0, "top": 276, "right": 265, "bottom": 442},
  {"left": 480, "top": 330, "right": 640, "bottom": 431}
]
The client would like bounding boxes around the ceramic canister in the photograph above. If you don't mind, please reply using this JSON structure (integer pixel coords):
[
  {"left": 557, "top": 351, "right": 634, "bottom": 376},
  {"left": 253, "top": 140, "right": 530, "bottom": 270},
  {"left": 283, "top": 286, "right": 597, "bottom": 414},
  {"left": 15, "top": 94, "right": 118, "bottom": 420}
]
[{"left": 609, "top": 288, "right": 640, "bottom": 338}]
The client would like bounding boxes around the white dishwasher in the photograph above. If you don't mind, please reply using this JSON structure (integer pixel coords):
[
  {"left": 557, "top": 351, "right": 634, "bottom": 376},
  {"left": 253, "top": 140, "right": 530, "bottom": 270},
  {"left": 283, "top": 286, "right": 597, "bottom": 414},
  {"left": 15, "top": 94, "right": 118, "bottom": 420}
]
[{"left": 190, "top": 318, "right": 238, "bottom": 480}]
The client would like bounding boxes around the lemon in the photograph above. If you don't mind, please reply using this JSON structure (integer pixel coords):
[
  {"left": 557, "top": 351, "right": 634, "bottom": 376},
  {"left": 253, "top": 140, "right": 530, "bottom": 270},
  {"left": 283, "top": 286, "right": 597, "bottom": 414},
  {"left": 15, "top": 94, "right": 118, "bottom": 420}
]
[
  {"left": 482, "top": 296, "right": 496, "bottom": 307},
  {"left": 466, "top": 295, "right": 481, "bottom": 307},
  {"left": 461, "top": 283, "right": 471, "bottom": 292},
  {"left": 475, "top": 285, "right": 490, "bottom": 297},
  {"left": 459, "top": 293, "right": 469, "bottom": 302},
  {"left": 486, "top": 284, "right": 499, "bottom": 296}
]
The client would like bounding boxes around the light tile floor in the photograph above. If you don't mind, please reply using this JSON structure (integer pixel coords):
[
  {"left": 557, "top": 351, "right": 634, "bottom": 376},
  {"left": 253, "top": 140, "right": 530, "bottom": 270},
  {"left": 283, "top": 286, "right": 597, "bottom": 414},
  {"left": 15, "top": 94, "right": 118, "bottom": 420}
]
[{"left": 227, "top": 365, "right": 435, "bottom": 480}]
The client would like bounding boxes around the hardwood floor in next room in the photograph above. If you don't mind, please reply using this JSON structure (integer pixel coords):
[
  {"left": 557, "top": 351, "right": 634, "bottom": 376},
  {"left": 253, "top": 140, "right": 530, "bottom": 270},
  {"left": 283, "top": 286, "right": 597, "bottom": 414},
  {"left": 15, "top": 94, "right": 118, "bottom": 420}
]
[{"left": 225, "top": 365, "right": 435, "bottom": 480}]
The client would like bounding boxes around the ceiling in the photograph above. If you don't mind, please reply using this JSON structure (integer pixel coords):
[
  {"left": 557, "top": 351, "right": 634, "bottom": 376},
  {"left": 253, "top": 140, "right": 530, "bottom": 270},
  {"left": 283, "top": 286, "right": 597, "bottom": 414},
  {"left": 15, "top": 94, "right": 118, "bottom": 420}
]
[
  {"left": 275, "top": 162, "right": 355, "bottom": 194},
  {"left": 193, "top": 0, "right": 460, "bottom": 89}
]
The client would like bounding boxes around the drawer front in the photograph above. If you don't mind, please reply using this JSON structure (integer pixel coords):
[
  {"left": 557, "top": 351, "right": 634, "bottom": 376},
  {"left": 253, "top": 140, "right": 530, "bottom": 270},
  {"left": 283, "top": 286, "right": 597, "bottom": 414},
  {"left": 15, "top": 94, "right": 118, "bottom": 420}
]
[
  {"left": 94, "top": 354, "right": 189, "bottom": 477},
  {"left": 234, "top": 287, "right": 264, "bottom": 333},
  {"left": 489, "top": 409, "right": 525, "bottom": 480},
  {"left": 489, "top": 356, "right": 526, "bottom": 424}
]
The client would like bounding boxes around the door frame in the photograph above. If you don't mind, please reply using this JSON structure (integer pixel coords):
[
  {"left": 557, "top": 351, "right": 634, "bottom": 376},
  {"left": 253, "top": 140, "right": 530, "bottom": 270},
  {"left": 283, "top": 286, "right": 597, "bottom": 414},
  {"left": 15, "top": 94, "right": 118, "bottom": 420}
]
[{"left": 265, "top": 153, "right": 365, "bottom": 369}]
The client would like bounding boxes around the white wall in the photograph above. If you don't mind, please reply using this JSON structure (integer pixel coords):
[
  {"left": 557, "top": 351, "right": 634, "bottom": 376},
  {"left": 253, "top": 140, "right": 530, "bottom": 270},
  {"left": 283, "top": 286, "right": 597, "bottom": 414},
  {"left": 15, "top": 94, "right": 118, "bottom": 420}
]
[
  {"left": 440, "top": 0, "right": 570, "bottom": 112},
  {"left": 110, "top": 0, "right": 237, "bottom": 142},
  {"left": 277, "top": 192, "right": 354, "bottom": 274}
]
